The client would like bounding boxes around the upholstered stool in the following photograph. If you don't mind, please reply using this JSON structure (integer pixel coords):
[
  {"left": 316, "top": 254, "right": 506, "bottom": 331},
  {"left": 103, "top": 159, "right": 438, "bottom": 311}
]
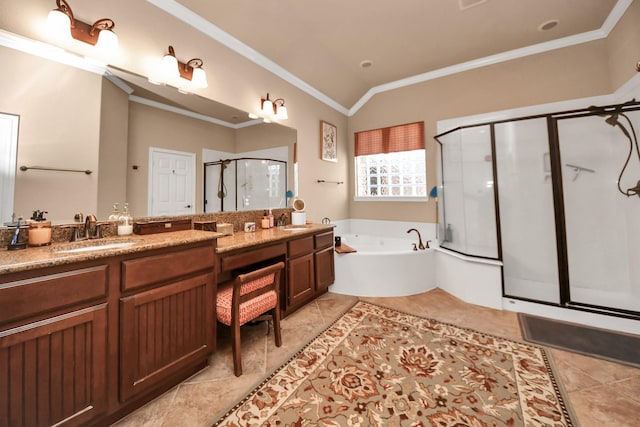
[{"left": 216, "top": 262, "right": 284, "bottom": 376}]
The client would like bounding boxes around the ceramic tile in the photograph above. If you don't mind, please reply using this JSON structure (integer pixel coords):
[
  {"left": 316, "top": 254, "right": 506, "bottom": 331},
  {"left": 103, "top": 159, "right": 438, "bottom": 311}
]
[{"left": 110, "top": 290, "right": 640, "bottom": 426}]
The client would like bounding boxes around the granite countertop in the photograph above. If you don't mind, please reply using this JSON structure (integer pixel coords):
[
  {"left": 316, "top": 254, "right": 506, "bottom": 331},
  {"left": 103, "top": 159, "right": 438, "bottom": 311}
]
[
  {"left": 216, "top": 224, "right": 334, "bottom": 253},
  {"left": 0, "top": 229, "right": 221, "bottom": 275}
]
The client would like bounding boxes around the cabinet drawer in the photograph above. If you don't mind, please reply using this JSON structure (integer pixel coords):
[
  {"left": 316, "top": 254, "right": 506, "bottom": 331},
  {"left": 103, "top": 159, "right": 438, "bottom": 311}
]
[
  {"left": 0, "top": 266, "right": 108, "bottom": 326},
  {"left": 288, "top": 236, "right": 314, "bottom": 258},
  {"left": 220, "top": 243, "right": 286, "bottom": 272},
  {"left": 315, "top": 231, "right": 334, "bottom": 250},
  {"left": 122, "top": 245, "right": 215, "bottom": 291}
]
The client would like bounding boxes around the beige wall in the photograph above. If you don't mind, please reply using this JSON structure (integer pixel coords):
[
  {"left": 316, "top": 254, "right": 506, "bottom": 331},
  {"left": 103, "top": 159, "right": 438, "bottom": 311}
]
[
  {"left": 3, "top": 2, "right": 638, "bottom": 225},
  {"left": 126, "top": 102, "right": 236, "bottom": 216},
  {"left": 606, "top": 0, "right": 640, "bottom": 90},
  {"left": 0, "top": 46, "right": 102, "bottom": 222},
  {"left": 98, "top": 78, "right": 129, "bottom": 219},
  {"left": 347, "top": 39, "right": 624, "bottom": 223}
]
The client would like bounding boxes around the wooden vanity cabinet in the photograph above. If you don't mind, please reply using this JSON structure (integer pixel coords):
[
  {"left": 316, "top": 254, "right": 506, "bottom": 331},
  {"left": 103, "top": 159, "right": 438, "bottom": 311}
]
[
  {"left": 284, "top": 229, "right": 335, "bottom": 316},
  {"left": 314, "top": 231, "right": 335, "bottom": 291},
  {"left": 216, "top": 228, "right": 335, "bottom": 319},
  {"left": 0, "top": 263, "right": 110, "bottom": 427},
  {"left": 0, "top": 238, "right": 217, "bottom": 427},
  {"left": 119, "top": 244, "right": 216, "bottom": 402}
]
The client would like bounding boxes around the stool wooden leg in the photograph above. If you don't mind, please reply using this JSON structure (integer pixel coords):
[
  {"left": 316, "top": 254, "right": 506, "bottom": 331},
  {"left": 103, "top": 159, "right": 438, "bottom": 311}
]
[
  {"left": 273, "top": 309, "right": 282, "bottom": 348},
  {"left": 232, "top": 321, "right": 242, "bottom": 376}
]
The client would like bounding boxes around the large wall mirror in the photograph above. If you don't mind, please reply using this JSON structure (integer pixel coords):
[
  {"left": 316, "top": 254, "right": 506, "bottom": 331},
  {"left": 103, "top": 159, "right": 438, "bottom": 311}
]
[{"left": 0, "top": 45, "right": 296, "bottom": 224}]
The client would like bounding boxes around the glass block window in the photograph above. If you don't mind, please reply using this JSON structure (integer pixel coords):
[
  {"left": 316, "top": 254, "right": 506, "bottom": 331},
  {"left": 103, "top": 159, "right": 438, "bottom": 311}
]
[{"left": 354, "top": 122, "right": 426, "bottom": 199}]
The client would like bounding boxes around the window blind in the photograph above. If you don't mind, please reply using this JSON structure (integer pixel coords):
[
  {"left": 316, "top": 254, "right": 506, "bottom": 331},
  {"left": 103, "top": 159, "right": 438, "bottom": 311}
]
[{"left": 354, "top": 121, "right": 424, "bottom": 156}]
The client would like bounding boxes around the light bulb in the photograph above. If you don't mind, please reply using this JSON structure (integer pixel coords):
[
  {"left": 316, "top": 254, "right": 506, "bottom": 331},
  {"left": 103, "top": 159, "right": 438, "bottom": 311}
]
[
  {"left": 191, "top": 67, "right": 208, "bottom": 89},
  {"left": 95, "top": 29, "right": 119, "bottom": 54},
  {"left": 275, "top": 105, "right": 288, "bottom": 120},
  {"left": 46, "top": 9, "right": 72, "bottom": 41},
  {"left": 261, "top": 99, "right": 273, "bottom": 115},
  {"left": 160, "top": 53, "right": 180, "bottom": 82}
]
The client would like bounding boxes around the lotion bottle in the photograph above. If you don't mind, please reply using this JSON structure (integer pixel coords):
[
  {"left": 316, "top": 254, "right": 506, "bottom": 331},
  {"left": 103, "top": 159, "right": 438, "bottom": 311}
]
[
  {"left": 268, "top": 209, "right": 274, "bottom": 228},
  {"left": 118, "top": 203, "right": 133, "bottom": 236},
  {"left": 261, "top": 210, "right": 270, "bottom": 229}
]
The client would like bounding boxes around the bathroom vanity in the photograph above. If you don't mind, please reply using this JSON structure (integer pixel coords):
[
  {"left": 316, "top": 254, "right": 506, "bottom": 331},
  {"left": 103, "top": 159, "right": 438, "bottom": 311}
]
[
  {"left": 216, "top": 224, "right": 335, "bottom": 317},
  {"left": 0, "top": 223, "right": 334, "bottom": 426},
  {"left": 0, "top": 231, "right": 218, "bottom": 427}
]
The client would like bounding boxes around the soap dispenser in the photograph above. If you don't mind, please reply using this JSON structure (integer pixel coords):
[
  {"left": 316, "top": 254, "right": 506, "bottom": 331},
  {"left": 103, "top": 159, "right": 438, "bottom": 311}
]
[
  {"left": 118, "top": 203, "right": 133, "bottom": 236},
  {"left": 261, "top": 210, "right": 270, "bottom": 229},
  {"left": 109, "top": 203, "right": 120, "bottom": 221}
]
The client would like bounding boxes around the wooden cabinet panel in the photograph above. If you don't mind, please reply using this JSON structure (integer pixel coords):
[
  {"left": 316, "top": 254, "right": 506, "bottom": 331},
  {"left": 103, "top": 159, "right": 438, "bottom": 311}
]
[
  {"left": 0, "top": 304, "right": 107, "bottom": 427},
  {"left": 119, "top": 272, "right": 215, "bottom": 402},
  {"left": 314, "top": 231, "right": 334, "bottom": 250},
  {"left": 315, "top": 246, "right": 335, "bottom": 291},
  {"left": 0, "top": 266, "right": 108, "bottom": 326},
  {"left": 287, "top": 236, "right": 314, "bottom": 258},
  {"left": 122, "top": 245, "right": 215, "bottom": 292},
  {"left": 287, "top": 253, "right": 315, "bottom": 308}
]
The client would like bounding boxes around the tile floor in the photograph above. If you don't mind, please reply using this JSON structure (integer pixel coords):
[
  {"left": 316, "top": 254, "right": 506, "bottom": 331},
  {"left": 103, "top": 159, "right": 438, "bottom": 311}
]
[{"left": 112, "top": 289, "right": 640, "bottom": 427}]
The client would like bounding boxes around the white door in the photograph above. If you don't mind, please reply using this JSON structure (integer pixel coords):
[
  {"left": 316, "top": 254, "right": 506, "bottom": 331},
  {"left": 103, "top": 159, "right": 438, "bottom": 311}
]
[
  {"left": 0, "top": 113, "right": 19, "bottom": 224},
  {"left": 149, "top": 148, "right": 196, "bottom": 216}
]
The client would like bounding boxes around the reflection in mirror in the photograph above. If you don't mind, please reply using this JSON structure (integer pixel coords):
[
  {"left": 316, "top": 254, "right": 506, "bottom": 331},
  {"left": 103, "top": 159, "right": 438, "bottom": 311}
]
[
  {"left": 204, "top": 158, "right": 287, "bottom": 212},
  {"left": 0, "top": 43, "right": 297, "bottom": 223}
]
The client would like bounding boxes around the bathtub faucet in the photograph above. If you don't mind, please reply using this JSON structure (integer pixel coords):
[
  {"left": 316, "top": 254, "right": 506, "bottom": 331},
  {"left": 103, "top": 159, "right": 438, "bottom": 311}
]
[{"left": 406, "top": 228, "right": 429, "bottom": 250}]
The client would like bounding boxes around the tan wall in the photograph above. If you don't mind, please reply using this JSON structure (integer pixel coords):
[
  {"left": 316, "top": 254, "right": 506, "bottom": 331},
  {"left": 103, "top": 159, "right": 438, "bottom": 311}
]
[
  {"left": 0, "top": 46, "right": 102, "bottom": 222},
  {"left": 98, "top": 78, "right": 129, "bottom": 219},
  {"left": 348, "top": 40, "right": 614, "bottom": 223},
  {"left": 606, "top": 0, "right": 640, "bottom": 90},
  {"left": 126, "top": 102, "right": 236, "bottom": 216}
]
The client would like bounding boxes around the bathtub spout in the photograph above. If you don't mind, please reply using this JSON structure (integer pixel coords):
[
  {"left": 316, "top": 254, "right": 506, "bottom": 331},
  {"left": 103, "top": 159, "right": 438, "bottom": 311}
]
[{"left": 406, "top": 228, "right": 426, "bottom": 250}]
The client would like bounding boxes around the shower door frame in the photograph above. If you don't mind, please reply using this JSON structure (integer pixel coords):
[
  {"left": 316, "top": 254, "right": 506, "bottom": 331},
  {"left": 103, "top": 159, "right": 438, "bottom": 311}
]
[
  {"left": 551, "top": 104, "right": 640, "bottom": 320},
  {"left": 435, "top": 101, "right": 640, "bottom": 321}
]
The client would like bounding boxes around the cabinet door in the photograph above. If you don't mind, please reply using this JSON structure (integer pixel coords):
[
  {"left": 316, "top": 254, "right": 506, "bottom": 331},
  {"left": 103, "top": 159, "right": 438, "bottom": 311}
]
[
  {"left": 287, "top": 253, "right": 315, "bottom": 309},
  {"left": 0, "top": 305, "right": 107, "bottom": 427},
  {"left": 315, "top": 246, "right": 335, "bottom": 291},
  {"left": 119, "top": 272, "right": 215, "bottom": 402}
]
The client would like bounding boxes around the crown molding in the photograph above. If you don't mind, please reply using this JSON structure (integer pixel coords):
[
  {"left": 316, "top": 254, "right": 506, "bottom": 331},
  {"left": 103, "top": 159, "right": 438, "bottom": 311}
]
[
  {"left": 147, "top": 0, "right": 350, "bottom": 116},
  {"left": 149, "top": 0, "right": 632, "bottom": 117}
]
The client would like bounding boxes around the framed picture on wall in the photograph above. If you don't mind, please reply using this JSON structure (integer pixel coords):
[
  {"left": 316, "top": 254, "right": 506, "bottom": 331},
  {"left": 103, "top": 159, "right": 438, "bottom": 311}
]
[{"left": 320, "top": 120, "right": 337, "bottom": 162}]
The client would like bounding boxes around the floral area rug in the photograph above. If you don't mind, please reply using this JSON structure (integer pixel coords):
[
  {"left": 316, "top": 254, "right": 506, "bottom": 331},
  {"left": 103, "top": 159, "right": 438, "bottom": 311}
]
[{"left": 211, "top": 301, "right": 576, "bottom": 426}]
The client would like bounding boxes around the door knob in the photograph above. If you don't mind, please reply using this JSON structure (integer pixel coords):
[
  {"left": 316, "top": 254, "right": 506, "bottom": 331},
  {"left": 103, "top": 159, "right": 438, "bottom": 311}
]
[{"left": 185, "top": 204, "right": 192, "bottom": 208}]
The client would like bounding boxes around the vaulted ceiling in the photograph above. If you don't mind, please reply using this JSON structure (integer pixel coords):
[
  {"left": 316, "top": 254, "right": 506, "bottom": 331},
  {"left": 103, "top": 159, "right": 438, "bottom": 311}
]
[{"left": 0, "top": 0, "right": 628, "bottom": 117}]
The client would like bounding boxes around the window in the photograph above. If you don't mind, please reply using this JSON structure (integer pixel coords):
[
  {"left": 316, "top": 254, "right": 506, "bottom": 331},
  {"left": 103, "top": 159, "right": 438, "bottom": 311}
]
[{"left": 354, "top": 122, "right": 426, "bottom": 199}]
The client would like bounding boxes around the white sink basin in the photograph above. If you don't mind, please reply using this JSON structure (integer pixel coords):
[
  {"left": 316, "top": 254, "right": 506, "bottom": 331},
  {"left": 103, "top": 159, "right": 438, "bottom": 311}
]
[
  {"left": 54, "top": 240, "right": 138, "bottom": 254},
  {"left": 281, "top": 227, "right": 308, "bottom": 231}
]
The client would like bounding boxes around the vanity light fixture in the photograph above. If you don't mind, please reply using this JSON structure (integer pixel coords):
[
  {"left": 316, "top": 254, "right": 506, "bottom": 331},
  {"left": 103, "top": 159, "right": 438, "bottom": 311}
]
[
  {"left": 260, "top": 93, "right": 288, "bottom": 120},
  {"left": 149, "top": 45, "right": 208, "bottom": 93},
  {"left": 46, "top": 0, "right": 118, "bottom": 53}
]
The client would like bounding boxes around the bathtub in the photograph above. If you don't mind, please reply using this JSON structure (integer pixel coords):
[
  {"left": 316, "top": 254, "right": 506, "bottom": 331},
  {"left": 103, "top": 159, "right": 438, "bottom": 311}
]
[{"left": 330, "top": 233, "right": 437, "bottom": 297}]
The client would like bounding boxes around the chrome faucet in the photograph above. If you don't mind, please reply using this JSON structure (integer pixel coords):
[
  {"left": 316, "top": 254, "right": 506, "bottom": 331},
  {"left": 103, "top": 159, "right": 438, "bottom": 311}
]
[{"left": 407, "top": 228, "right": 430, "bottom": 250}]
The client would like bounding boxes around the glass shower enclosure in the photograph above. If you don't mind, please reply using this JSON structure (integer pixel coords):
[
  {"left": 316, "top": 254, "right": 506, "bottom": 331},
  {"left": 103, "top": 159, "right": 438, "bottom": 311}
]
[
  {"left": 204, "top": 157, "right": 287, "bottom": 212},
  {"left": 435, "top": 101, "right": 640, "bottom": 319}
]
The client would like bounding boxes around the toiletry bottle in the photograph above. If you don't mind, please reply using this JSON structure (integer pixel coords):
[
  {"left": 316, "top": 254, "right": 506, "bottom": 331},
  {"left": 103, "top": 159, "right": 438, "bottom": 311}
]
[
  {"left": 261, "top": 210, "right": 270, "bottom": 229},
  {"left": 268, "top": 209, "right": 274, "bottom": 228},
  {"left": 118, "top": 203, "right": 133, "bottom": 236},
  {"left": 109, "top": 203, "right": 120, "bottom": 221}
]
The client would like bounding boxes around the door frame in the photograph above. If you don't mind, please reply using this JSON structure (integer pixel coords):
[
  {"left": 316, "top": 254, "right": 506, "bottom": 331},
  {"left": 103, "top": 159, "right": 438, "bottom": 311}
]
[{"left": 0, "top": 113, "right": 19, "bottom": 224}]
